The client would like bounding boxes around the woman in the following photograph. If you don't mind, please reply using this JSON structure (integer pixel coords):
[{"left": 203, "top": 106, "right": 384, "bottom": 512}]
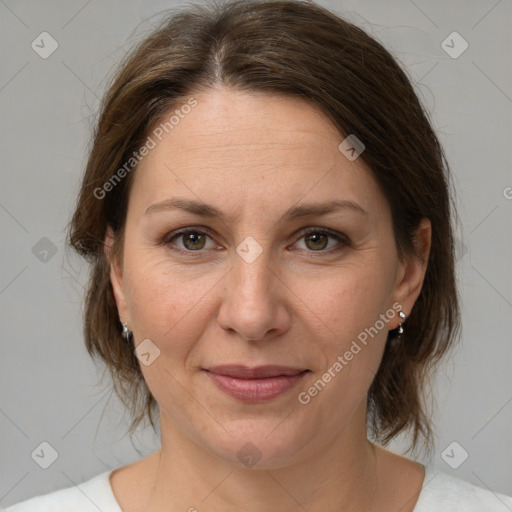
[{"left": 4, "top": 0, "right": 511, "bottom": 510}]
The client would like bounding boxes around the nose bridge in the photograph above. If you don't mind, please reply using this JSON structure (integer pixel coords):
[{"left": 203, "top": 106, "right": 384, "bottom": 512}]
[
  {"left": 217, "top": 233, "right": 288, "bottom": 340},
  {"left": 232, "top": 234, "right": 275, "bottom": 300}
]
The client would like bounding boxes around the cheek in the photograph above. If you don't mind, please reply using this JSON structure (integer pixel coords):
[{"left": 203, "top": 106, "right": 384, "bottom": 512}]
[
  {"left": 122, "top": 256, "right": 218, "bottom": 404},
  {"left": 292, "top": 259, "right": 395, "bottom": 407},
  {"left": 295, "top": 268, "right": 392, "bottom": 429},
  {"left": 293, "top": 261, "right": 394, "bottom": 346},
  {"left": 123, "top": 252, "right": 222, "bottom": 348}
]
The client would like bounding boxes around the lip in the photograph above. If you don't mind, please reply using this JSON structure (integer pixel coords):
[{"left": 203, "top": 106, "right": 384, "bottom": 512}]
[{"left": 204, "top": 365, "right": 309, "bottom": 402}]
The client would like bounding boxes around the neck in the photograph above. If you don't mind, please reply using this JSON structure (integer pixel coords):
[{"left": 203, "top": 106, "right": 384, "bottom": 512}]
[{"left": 147, "top": 411, "right": 381, "bottom": 512}]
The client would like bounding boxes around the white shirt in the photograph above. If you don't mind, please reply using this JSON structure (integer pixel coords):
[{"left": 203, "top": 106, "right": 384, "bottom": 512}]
[{"left": 2, "top": 465, "right": 512, "bottom": 511}]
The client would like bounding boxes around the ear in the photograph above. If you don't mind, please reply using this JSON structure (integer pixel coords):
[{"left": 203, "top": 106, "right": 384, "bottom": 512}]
[
  {"left": 390, "top": 217, "right": 431, "bottom": 328},
  {"left": 104, "top": 226, "right": 129, "bottom": 323}
]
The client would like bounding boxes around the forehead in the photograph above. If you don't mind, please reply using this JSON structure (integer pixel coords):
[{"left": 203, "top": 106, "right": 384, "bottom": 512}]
[{"left": 129, "top": 88, "right": 389, "bottom": 222}]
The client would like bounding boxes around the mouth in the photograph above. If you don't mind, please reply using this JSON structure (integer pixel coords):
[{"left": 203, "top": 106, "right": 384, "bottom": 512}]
[{"left": 203, "top": 365, "right": 310, "bottom": 402}]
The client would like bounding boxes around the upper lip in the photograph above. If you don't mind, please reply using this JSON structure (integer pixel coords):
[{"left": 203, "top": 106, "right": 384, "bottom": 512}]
[{"left": 205, "top": 365, "right": 308, "bottom": 379}]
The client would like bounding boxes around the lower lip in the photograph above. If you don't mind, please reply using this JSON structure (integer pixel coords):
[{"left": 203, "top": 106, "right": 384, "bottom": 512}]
[{"left": 204, "top": 371, "right": 308, "bottom": 402}]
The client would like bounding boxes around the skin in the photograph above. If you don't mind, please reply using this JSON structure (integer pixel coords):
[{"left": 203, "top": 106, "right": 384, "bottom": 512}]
[{"left": 106, "top": 86, "right": 431, "bottom": 512}]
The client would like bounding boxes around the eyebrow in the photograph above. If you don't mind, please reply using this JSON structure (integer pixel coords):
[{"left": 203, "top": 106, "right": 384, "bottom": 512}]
[{"left": 145, "top": 198, "right": 368, "bottom": 221}]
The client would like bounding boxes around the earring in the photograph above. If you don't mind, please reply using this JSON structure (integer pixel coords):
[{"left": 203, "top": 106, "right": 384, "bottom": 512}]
[
  {"left": 120, "top": 316, "right": 133, "bottom": 344},
  {"left": 397, "top": 311, "right": 406, "bottom": 336}
]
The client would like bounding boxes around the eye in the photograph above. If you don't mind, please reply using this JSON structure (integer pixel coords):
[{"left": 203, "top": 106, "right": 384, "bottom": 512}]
[
  {"left": 163, "top": 226, "right": 349, "bottom": 256},
  {"left": 165, "top": 228, "right": 218, "bottom": 253},
  {"left": 294, "top": 228, "right": 348, "bottom": 253}
]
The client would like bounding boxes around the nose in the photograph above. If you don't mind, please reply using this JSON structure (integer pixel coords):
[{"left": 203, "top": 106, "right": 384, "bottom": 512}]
[{"left": 216, "top": 246, "right": 292, "bottom": 342}]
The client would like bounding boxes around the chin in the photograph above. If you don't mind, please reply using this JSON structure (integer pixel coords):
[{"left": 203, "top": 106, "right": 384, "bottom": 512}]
[{"left": 205, "top": 417, "right": 313, "bottom": 470}]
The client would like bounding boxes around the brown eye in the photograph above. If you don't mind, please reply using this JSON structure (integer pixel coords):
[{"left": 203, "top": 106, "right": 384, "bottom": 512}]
[
  {"left": 296, "top": 228, "right": 347, "bottom": 253},
  {"left": 165, "top": 228, "right": 216, "bottom": 253},
  {"left": 304, "top": 232, "right": 329, "bottom": 251},
  {"left": 181, "top": 232, "right": 207, "bottom": 250}
]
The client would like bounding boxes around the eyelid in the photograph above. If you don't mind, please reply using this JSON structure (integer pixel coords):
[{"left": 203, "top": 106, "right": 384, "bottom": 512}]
[{"left": 296, "top": 226, "right": 349, "bottom": 243}]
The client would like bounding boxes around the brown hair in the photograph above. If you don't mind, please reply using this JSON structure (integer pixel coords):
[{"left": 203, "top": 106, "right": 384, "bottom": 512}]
[{"left": 68, "top": 0, "right": 461, "bottom": 453}]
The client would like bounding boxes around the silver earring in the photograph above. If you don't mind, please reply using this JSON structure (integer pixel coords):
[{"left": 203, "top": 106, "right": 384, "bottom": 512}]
[
  {"left": 120, "top": 317, "right": 133, "bottom": 344},
  {"left": 397, "top": 311, "right": 406, "bottom": 335}
]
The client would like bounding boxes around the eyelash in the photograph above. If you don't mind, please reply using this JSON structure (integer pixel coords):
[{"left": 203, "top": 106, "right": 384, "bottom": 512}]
[{"left": 162, "top": 226, "right": 350, "bottom": 257}]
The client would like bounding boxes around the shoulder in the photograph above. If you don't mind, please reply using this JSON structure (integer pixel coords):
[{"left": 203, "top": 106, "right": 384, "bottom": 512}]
[
  {"left": 1, "top": 471, "right": 121, "bottom": 512},
  {"left": 415, "top": 466, "right": 512, "bottom": 511}
]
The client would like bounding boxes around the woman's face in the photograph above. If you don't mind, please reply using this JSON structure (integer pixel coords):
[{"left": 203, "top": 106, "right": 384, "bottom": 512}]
[{"left": 108, "top": 87, "right": 430, "bottom": 468}]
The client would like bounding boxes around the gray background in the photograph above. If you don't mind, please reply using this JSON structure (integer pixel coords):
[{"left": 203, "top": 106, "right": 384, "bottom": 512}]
[{"left": 1, "top": 0, "right": 511, "bottom": 507}]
